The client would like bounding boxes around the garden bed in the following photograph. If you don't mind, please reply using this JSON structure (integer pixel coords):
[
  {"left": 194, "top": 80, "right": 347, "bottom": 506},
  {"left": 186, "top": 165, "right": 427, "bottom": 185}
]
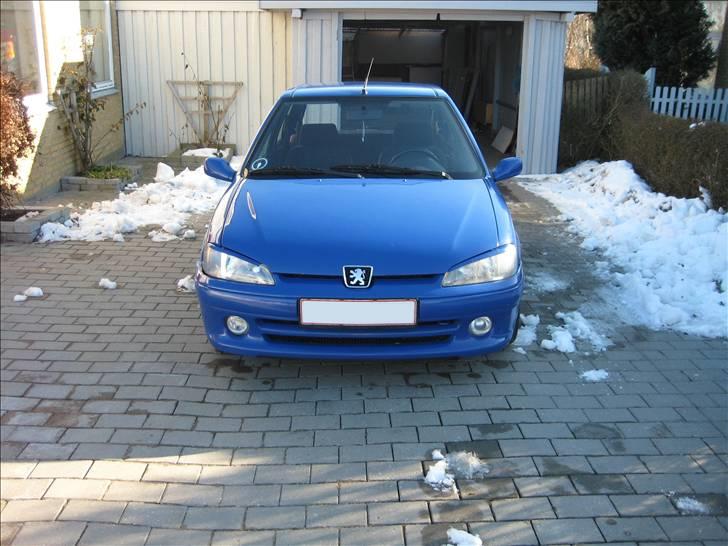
[
  {"left": 60, "top": 164, "right": 142, "bottom": 192},
  {"left": 0, "top": 206, "right": 70, "bottom": 243}
]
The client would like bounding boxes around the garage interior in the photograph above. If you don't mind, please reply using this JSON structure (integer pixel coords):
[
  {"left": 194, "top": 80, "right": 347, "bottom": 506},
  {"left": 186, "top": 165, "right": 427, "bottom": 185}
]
[{"left": 341, "top": 19, "right": 523, "bottom": 166}]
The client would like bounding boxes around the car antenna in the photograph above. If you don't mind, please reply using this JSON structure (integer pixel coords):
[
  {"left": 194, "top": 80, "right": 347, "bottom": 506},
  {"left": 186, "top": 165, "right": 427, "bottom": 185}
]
[{"left": 362, "top": 58, "right": 374, "bottom": 95}]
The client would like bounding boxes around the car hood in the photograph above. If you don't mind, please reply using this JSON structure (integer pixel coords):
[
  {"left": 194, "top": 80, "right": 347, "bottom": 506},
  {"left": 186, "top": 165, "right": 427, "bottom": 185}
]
[{"left": 218, "top": 178, "right": 501, "bottom": 276}]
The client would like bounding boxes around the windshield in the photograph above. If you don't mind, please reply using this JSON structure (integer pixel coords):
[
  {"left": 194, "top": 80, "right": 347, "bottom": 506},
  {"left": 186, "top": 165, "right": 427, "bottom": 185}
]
[{"left": 244, "top": 96, "right": 486, "bottom": 180}]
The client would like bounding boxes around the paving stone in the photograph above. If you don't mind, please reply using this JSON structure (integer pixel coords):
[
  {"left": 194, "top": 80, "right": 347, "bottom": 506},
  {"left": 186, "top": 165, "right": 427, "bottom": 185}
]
[
  {"left": 254, "top": 464, "right": 310, "bottom": 484},
  {"left": 120, "top": 502, "right": 187, "bottom": 528},
  {"left": 10, "top": 522, "right": 87, "bottom": 546},
  {"left": 245, "top": 506, "right": 306, "bottom": 529},
  {"left": 429, "top": 500, "right": 494, "bottom": 523},
  {"left": 572, "top": 474, "right": 634, "bottom": 494},
  {"left": 142, "top": 463, "right": 200, "bottom": 483},
  {"left": 30, "top": 460, "right": 92, "bottom": 478},
  {"left": 656, "top": 516, "right": 728, "bottom": 541},
  {"left": 221, "top": 485, "right": 281, "bottom": 507},
  {"left": 458, "top": 478, "right": 518, "bottom": 500},
  {"left": 104, "top": 481, "right": 165, "bottom": 503},
  {"left": 341, "top": 525, "right": 405, "bottom": 546},
  {"left": 146, "top": 528, "right": 213, "bottom": 546},
  {"left": 469, "top": 521, "right": 538, "bottom": 546},
  {"left": 78, "top": 523, "right": 150, "bottom": 545},
  {"left": 86, "top": 460, "right": 147, "bottom": 481},
  {"left": 306, "top": 503, "right": 367, "bottom": 527},
  {"left": 198, "top": 465, "right": 255, "bottom": 485},
  {"left": 596, "top": 516, "right": 667, "bottom": 542},
  {"left": 404, "top": 523, "right": 469, "bottom": 546},
  {"left": 514, "top": 476, "right": 577, "bottom": 497},
  {"left": 491, "top": 497, "right": 555, "bottom": 520},
  {"left": 311, "top": 463, "right": 366, "bottom": 483},
  {"left": 339, "top": 481, "right": 398, "bottom": 503},
  {"left": 0, "top": 478, "right": 53, "bottom": 499},
  {"left": 533, "top": 518, "right": 604, "bottom": 545},
  {"left": 184, "top": 506, "right": 245, "bottom": 530},
  {"left": 610, "top": 494, "right": 677, "bottom": 516},
  {"left": 551, "top": 494, "right": 618, "bottom": 517},
  {"left": 0, "top": 499, "right": 66, "bottom": 522},
  {"left": 276, "top": 528, "right": 339, "bottom": 546},
  {"left": 58, "top": 499, "right": 126, "bottom": 523},
  {"left": 44, "top": 478, "right": 110, "bottom": 500},
  {"left": 368, "top": 501, "right": 430, "bottom": 524},
  {"left": 161, "top": 483, "right": 223, "bottom": 506}
]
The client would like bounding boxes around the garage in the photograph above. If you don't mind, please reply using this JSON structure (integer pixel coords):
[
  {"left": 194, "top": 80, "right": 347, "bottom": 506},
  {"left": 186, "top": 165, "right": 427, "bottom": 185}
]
[{"left": 341, "top": 19, "right": 523, "bottom": 164}]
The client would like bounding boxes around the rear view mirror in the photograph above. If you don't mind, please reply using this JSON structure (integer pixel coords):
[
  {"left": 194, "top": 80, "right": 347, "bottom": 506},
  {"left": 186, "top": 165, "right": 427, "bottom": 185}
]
[
  {"left": 204, "top": 157, "right": 236, "bottom": 183},
  {"left": 492, "top": 157, "right": 523, "bottom": 182}
]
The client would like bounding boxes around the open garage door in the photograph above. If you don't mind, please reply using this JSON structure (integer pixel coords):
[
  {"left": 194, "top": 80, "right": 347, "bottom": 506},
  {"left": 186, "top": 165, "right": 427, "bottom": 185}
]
[{"left": 342, "top": 20, "right": 523, "bottom": 165}]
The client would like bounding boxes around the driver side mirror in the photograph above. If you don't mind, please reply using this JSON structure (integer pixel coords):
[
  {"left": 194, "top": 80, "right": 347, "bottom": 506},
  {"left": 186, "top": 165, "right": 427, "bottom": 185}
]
[
  {"left": 492, "top": 157, "right": 523, "bottom": 182},
  {"left": 204, "top": 157, "right": 236, "bottom": 183}
]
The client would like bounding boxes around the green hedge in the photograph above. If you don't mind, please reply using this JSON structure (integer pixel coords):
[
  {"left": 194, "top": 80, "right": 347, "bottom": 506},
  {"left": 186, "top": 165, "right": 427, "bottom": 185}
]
[{"left": 559, "top": 70, "right": 728, "bottom": 210}]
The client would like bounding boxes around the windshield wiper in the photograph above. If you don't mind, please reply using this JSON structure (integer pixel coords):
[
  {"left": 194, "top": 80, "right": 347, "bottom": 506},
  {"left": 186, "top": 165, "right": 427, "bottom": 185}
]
[
  {"left": 245, "top": 166, "right": 358, "bottom": 178},
  {"left": 330, "top": 164, "right": 452, "bottom": 179}
]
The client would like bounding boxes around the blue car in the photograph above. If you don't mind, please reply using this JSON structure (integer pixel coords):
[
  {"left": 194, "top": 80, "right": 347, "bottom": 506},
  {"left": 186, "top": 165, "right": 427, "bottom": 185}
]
[{"left": 198, "top": 83, "right": 523, "bottom": 360}]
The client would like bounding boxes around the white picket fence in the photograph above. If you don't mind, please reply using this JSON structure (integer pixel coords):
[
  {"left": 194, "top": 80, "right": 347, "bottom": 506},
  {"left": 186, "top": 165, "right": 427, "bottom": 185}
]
[
  {"left": 644, "top": 68, "right": 728, "bottom": 122},
  {"left": 651, "top": 86, "right": 728, "bottom": 122}
]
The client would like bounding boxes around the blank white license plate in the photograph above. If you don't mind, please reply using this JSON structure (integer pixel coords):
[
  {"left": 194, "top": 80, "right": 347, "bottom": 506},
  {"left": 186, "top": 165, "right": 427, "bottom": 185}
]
[{"left": 299, "top": 299, "right": 417, "bottom": 327}]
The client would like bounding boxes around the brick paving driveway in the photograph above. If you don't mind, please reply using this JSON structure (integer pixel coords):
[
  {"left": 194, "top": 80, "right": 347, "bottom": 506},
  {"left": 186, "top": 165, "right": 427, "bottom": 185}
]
[{"left": 1, "top": 183, "right": 726, "bottom": 546}]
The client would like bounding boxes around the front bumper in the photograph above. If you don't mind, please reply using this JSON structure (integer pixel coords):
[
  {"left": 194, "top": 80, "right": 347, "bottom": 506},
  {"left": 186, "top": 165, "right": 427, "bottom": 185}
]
[{"left": 196, "top": 268, "right": 523, "bottom": 360}]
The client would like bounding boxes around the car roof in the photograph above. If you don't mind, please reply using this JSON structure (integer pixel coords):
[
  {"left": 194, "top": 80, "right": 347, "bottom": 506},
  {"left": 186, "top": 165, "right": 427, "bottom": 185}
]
[{"left": 283, "top": 82, "right": 448, "bottom": 99}]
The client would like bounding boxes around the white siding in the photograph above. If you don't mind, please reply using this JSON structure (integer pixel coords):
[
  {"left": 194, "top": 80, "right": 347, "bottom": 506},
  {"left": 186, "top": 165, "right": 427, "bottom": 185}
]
[
  {"left": 291, "top": 11, "right": 340, "bottom": 84},
  {"left": 517, "top": 15, "right": 567, "bottom": 174},
  {"left": 117, "top": 5, "right": 292, "bottom": 157}
]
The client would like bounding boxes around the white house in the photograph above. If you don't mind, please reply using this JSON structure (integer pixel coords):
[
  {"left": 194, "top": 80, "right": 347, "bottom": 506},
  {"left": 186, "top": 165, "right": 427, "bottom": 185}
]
[{"left": 117, "top": 0, "right": 597, "bottom": 174}]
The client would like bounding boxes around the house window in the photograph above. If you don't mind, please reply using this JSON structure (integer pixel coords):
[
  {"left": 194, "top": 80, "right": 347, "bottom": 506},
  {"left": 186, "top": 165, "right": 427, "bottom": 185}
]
[
  {"left": 79, "top": 0, "right": 114, "bottom": 92},
  {"left": 0, "top": 0, "right": 45, "bottom": 98}
]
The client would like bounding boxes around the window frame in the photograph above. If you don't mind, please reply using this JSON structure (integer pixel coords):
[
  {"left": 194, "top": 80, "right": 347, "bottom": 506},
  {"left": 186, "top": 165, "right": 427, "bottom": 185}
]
[
  {"left": 15, "top": 0, "right": 50, "bottom": 110},
  {"left": 87, "top": 0, "right": 115, "bottom": 95}
]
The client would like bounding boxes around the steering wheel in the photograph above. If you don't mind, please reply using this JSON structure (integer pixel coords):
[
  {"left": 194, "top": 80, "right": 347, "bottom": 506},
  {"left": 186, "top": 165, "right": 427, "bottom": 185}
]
[{"left": 390, "top": 149, "right": 444, "bottom": 170}]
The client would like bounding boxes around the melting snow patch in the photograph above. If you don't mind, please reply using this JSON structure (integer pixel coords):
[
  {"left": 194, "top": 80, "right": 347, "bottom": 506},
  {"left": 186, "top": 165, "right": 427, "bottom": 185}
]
[
  {"left": 99, "top": 278, "right": 117, "bottom": 290},
  {"left": 182, "top": 147, "right": 230, "bottom": 157},
  {"left": 13, "top": 295, "right": 27, "bottom": 302},
  {"left": 38, "top": 163, "right": 227, "bottom": 243},
  {"left": 424, "top": 459, "right": 456, "bottom": 493},
  {"left": 182, "top": 229, "right": 196, "bottom": 240},
  {"left": 513, "top": 314, "right": 539, "bottom": 347},
  {"left": 23, "top": 287, "right": 43, "bottom": 297},
  {"left": 540, "top": 327, "right": 576, "bottom": 353},
  {"left": 675, "top": 496, "right": 710, "bottom": 514},
  {"left": 424, "top": 450, "right": 489, "bottom": 494},
  {"left": 177, "top": 275, "right": 196, "bottom": 293},
  {"left": 518, "top": 161, "right": 728, "bottom": 338},
  {"left": 445, "top": 528, "right": 483, "bottom": 546},
  {"left": 580, "top": 369, "right": 609, "bottom": 382},
  {"left": 529, "top": 271, "right": 570, "bottom": 292},
  {"left": 17, "top": 210, "right": 39, "bottom": 221},
  {"left": 513, "top": 347, "right": 526, "bottom": 355}
]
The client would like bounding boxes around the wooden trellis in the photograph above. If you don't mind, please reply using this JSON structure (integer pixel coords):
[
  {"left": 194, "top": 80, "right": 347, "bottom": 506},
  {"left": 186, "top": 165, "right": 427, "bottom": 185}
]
[{"left": 167, "top": 80, "right": 243, "bottom": 146}]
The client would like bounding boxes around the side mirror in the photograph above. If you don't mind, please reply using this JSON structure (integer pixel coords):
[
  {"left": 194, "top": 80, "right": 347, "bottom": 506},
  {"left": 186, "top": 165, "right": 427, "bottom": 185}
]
[
  {"left": 492, "top": 157, "right": 523, "bottom": 182},
  {"left": 204, "top": 157, "right": 236, "bottom": 183}
]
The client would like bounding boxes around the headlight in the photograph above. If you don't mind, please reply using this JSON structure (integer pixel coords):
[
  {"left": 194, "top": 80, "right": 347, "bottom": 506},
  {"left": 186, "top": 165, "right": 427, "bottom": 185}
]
[
  {"left": 202, "top": 245, "right": 275, "bottom": 285},
  {"left": 442, "top": 244, "right": 518, "bottom": 287}
]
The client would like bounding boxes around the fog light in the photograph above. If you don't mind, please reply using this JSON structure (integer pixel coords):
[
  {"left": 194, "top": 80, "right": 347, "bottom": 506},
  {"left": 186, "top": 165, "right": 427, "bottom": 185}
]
[
  {"left": 226, "top": 315, "right": 249, "bottom": 335},
  {"left": 469, "top": 316, "right": 493, "bottom": 336}
]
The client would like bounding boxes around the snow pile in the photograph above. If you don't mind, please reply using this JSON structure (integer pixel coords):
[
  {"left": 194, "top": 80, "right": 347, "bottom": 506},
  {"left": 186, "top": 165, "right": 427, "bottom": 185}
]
[
  {"left": 528, "top": 271, "right": 569, "bottom": 292},
  {"left": 675, "top": 497, "right": 711, "bottom": 514},
  {"left": 513, "top": 314, "right": 539, "bottom": 347},
  {"left": 182, "top": 229, "right": 196, "bottom": 240},
  {"left": 424, "top": 450, "right": 489, "bottom": 493},
  {"left": 38, "top": 163, "right": 229, "bottom": 243},
  {"left": 99, "top": 278, "right": 117, "bottom": 290},
  {"left": 424, "top": 459, "right": 456, "bottom": 493},
  {"left": 182, "top": 147, "right": 230, "bottom": 157},
  {"left": 177, "top": 275, "right": 195, "bottom": 293},
  {"left": 519, "top": 161, "right": 728, "bottom": 338},
  {"left": 24, "top": 287, "right": 43, "bottom": 297},
  {"left": 444, "top": 528, "right": 483, "bottom": 546},
  {"left": 540, "top": 327, "right": 576, "bottom": 353},
  {"left": 13, "top": 295, "right": 27, "bottom": 302},
  {"left": 580, "top": 369, "right": 609, "bottom": 382},
  {"left": 541, "top": 311, "right": 609, "bottom": 353}
]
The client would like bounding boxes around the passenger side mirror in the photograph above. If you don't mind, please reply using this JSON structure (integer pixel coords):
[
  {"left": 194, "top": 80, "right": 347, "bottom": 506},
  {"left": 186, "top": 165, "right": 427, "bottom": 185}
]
[
  {"left": 492, "top": 157, "right": 523, "bottom": 182},
  {"left": 204, "top": 157, "right": 236, "bottom": 183}
]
